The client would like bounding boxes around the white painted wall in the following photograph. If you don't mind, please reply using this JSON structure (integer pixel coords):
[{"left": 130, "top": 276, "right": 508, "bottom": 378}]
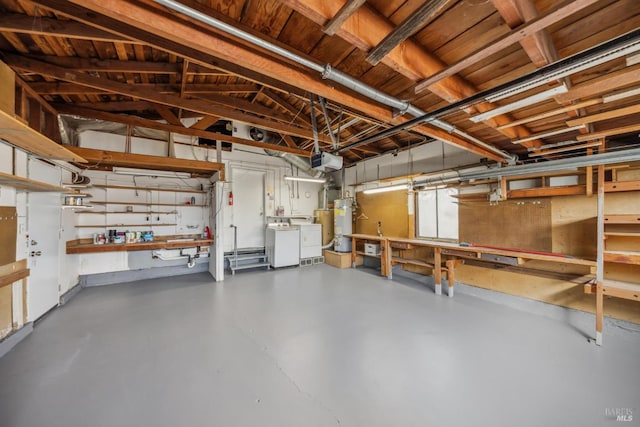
[{"left": 343, "top": 140, "right": 481, "bottom": 190}]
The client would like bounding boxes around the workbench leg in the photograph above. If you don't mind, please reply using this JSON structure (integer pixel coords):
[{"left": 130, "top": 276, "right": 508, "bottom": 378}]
[
  {"left": 351, "top": 238, "right": 357, "bottom": 268},
  {"left": 384, "top": 239, "right": 392, "bottom": 279},
  {"left": 434, "top": 248, "right": 442, "bottom": 295},
  {"left": 446, "top": 260, "right": 455, "bottom": 298},
  {"left": 596, "top": 281, "right": 603, "bottom": 346}
]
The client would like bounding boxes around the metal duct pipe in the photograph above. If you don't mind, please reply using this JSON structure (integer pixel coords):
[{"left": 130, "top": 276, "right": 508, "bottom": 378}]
[
  {"left": 153, "top": 0, "right": 515, "bottom": 162},
  {"left": 413, "top": 147, "right": 640, "bottom": 186},
  {"left": 264, "top": 149, "right": 324, "bottom": 179}
]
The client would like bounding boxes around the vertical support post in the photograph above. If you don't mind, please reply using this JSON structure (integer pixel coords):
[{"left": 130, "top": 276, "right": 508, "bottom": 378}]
[
  {"left": 595, "top": 162, "right": 605, "bottom": 346},
  {"left": 500, "top": 176, "right": 507, "bottom": 200},
  {"left": 434, "top": 247, "right": 442, "bottom": 295},
  {"left": 585, "top": 147, "right": 593, "bottom": 196}
]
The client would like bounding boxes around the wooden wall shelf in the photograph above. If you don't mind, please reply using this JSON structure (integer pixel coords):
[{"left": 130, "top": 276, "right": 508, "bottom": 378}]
[
  {"left": 0, "top": 109, "right": 86, "bottom": 162},
  {"left": 91, "top": 201, "right": 205, "bottom": 207},
  {"left": 75, "top": 223, "right": 177, "bottom": 228},
  {"left": 66, "top": 237, "right": 213, "bottom": 254},
  {"left": 0, "top": 170, "right": 67, "bottom": 192},
  {"left": 93, "top": 184, "right": 207, "bottom": 193}
]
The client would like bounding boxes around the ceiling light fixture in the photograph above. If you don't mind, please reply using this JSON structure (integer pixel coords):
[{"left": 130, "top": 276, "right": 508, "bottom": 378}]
[
  {"left": 484, "top": 31, "right": 640, "bottom": 102},
  {"left": 363, "top": 184, "right": 409, "bottom": 194},
  {"left": 511, "top": 125, "right": 587, "bottom": 144},
  {"left": 471, "top": 84, "right": 568, "bottom": 123},
  {"left": 112, "top": 167, "right": 192, "bottom": 178},
  {"left": 283, "top": 175, "right": 326, "bottom": 183}
]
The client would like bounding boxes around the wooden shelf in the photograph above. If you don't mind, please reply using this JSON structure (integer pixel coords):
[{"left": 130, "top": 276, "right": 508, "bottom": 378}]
[
  {"left": 602, "top": 279, "right": 640, "bottom": 301},
  {"left": 66, "top": 237, "right": 213, "bottom": 254},
  {"left": 604, "top": 232, "right": 640, "bottom": 237},
  {"left": 75, "top": 223, "right": 177, "bottom": 228},
  {"left": 0, "top": 170, "right": 67, "bottom": 192},
  {"left": 604, "top": 250, "right": 640, "bottom": 265},
  {"left": 604, "top": 215, "right": 640, "bottom": 224},
  {"left": 355, "top": 250, "right": 380, "bottom": 259},
  {"left": 93, "top": 184, "right": 207, "bottom": 193},
  {"left": 75, "top": 210, "right": 177, "bottom": 214},
  {"left": 91, "top": 201, "right": 206, "bottom": 207},
  {"left": 391, "top": 256, "right": 435, "bottom": 269},
  {"left": 0, "top": 109, "right": 86, "bottom": 162},
  {"left": 604, "top": 180, "right": 640, "bottom": 193}
]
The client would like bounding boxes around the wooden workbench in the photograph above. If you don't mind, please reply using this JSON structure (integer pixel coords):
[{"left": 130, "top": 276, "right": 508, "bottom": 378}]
[
  {"left": 346, "top": 234, "right": 390, "bottom": 277},
  {"left": 347, "top": 234, "right": 596, "bottom": 298}
]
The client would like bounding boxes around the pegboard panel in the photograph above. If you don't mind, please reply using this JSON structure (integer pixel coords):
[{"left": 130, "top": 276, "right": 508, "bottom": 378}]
[
  {"left": 459, "top": 199, "right": 552, "bottom": 252},
  {"left": 0, "top": 207, "right": 16, "bottom": 265},
  {"left": 355, "top": 190, "right": 409, "bottom": 238}
]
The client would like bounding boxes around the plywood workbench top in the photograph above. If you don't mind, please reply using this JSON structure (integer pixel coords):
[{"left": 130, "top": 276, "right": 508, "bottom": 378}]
[{"left": 66, "top": 237, "right": 213, "bottom": 254}]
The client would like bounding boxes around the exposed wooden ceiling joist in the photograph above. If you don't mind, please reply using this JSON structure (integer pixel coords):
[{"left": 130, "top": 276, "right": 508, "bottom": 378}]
[
  {"left": 322, "top": 0, "right": 367, "bottom": 36},
  {"left": 366, "top": 0, "right": 453, "bottom": 66},
  {"left": 281, "top": 0, "right": 540, "bottom": 146},
  {"left": 0, "top": 12, "right": 141, "bottom": 44},
  {"left": 61, "top": 0, "right": 508, "bottom": 161},
  {"left": 415, "top": 0, "right": 599, "bottom": 92},
  {"left": 4, "top": 53, "right": 316, "bottom": 139},
  {"left": 28, "top": 0, "right": 306, "bottom": 97}
]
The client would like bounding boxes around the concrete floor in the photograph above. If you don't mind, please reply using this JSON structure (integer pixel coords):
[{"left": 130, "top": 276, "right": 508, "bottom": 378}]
[{"left": 0, "top": 265, "right": 639, "bottom": 427}]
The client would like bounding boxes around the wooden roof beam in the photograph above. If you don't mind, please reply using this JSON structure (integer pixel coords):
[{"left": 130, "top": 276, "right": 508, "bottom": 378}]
[
  {"left": 20, "top": 55, "right": 181, "bottom": 74},
  {"left": 281, "top": 0, "right": 540, "bottom": 148},
  {"left": 415, "top": 0, "right": 599, "bottom": 92},
  {"left": 567, "top": 104, "right": 640, "bottom": 127},
  {"left": 60, "top": 101, "right": 154, "bottom": 112},
  {"left": 155, "top": 104, "right": 183, "bottom": 127},
  {"left": 4, "top": 53, "right": 315, "bottom": 140},
  {"left": 322, "top": 0, "right": 367, "bottom": 36},
  {"left": 30, "top": 0, "right": 306, "bottom": 97},
  {"left": 0, "top": 12, "right": 140, "bottom": 44},
  {"left": 189, "top": 115, "right": 220, "bottom": 131},
  {"left": 366, "top": 0, "right": 453, "bottom": 66},
  {"left": 54, "top": 104, "right": 311, "bottom": 156},
  {"left": 57, "top": 0, "right": 508, "bottom": 162}
]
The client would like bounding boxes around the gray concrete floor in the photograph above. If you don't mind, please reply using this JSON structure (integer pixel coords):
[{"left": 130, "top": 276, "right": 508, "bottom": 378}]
[{"left": 0, "top": 265, "right": 639, "bottom": 427}]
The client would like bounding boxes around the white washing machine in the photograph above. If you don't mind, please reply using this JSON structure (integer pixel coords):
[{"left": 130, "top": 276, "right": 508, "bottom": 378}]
[{"left": 265, "top": 225, "right": 300, "bottom": 268}]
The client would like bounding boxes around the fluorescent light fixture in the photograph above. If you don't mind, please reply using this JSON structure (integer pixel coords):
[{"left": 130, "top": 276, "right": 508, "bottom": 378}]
[
  {"left": 603, "top": 86, "right": 640, "bottom": 103},
  {"left": 485, "top": 34, "right": 640, "bottom": 102},
  {"left": 283, "top": 175, "right": 326, "bottom": 183},
  {"left": 363, "top": 184, "right": 409, "bottom": 194},
  {"left": 511, "top": 124, "right": 586, "bottom": 144},
  {"left": 472, "top": 85, "right": 568, "bottom": 123},
  {"left": 112, "top": 167, "right": 191, "bottom": 178}
]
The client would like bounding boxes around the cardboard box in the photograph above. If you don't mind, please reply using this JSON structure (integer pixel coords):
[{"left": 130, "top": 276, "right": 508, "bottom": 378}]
[
  {"left": 0, "top": 61, "right": 15, "bottom": 116},
  {"left": 324, "top": 249, "right": 361, "bottom": 269},
  {"left": 364, "top": 243, "right": 381, "bottom": 255}
]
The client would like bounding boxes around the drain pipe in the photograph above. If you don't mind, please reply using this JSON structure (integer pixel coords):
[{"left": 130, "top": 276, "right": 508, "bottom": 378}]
[{"left": 152, "top": 0, "right": 515, "bottom": 163}]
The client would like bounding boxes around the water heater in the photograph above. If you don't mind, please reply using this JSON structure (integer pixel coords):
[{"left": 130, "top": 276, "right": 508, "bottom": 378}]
[{"left": 333, "top": 198, "right": 353, "bottom": 252}]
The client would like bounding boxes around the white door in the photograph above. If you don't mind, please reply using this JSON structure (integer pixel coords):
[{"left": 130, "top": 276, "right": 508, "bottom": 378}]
[
  {"left": 231, "top": 168, "right": 265, "bottom": 249},
  {"left": 27, "top": 159, "right": 61, "bottom": 321}
]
